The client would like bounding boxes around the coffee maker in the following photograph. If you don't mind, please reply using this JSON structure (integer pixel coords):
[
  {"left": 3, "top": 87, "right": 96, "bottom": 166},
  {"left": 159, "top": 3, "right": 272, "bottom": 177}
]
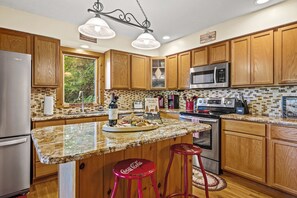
[
  {"left": 155, "top": 95, "right": 164, "bottom": 108},
  {"left": 168, "top": 95, "right": 179, "bottom": 109}
]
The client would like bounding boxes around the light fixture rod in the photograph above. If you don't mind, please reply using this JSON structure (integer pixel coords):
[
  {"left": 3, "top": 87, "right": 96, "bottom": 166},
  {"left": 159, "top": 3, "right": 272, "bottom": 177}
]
[{"left": 87, "top": 0, "right": 153, "bottom": 33}]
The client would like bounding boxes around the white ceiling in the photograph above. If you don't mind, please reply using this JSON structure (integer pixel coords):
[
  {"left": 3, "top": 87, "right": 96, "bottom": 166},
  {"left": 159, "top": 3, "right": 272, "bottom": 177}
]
[{"left": 0, "top": 0, "right": 284, "bottom": 43}]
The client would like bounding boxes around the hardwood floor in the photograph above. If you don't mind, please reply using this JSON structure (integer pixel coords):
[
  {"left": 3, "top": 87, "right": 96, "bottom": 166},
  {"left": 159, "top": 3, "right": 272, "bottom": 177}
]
[{"left": 27, "top": 172, "right": 295, "bottom": 198}]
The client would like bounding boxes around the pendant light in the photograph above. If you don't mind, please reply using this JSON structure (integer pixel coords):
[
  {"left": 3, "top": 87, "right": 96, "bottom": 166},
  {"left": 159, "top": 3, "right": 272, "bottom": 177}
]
[
  {"left": 132, "top": 31, "right": 161, "bottom": 50},
  {"left": 79, "top": 0, "right": 161, "bottom": 50},
  {"left": 78, "top": 16, "right": 116, "bottom": 39}
]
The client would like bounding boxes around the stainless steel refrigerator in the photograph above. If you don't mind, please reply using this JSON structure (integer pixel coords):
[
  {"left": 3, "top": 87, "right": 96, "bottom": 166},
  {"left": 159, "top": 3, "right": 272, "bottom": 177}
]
[{"left": 0, "top": 50, "right": 31, "bottom": 198}]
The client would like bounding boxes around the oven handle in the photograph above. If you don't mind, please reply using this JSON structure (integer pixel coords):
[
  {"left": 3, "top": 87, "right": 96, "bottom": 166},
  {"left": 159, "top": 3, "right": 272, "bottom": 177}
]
[{"left": 179, "top": 115, "right": 218, "bottom": 123}]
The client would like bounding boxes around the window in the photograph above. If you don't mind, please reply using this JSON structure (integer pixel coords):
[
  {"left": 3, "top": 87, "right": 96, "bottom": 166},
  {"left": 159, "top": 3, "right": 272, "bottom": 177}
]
[
  {"left": 64, "top": 55, "right": 97, "bottom": 104},
  {"left": 57, "top": 47, "right": 104, "bottom": 107}
]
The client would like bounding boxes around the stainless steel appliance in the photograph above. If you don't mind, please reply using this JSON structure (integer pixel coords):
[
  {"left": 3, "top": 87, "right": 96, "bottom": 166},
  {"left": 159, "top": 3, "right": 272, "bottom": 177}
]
[
  {"left": 180, "top": 97, "right": 236, "bottom": 174},
  {"left": 0, "top": 50, "right": 31, "bottom": 198},
  {"left": 190, "top": 62, "right": 230, "bottom": 89}
]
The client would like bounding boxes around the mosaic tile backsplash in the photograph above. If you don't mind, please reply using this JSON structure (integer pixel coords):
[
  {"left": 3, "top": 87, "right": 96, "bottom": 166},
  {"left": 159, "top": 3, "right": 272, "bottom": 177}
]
[{"left": 31, "top": 86, "right": 297, "bottom": 117}]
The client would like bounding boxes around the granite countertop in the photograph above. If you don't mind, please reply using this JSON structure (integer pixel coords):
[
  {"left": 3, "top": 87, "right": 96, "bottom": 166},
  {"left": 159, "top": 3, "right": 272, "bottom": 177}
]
[
  {"left": 31, "top": 119, "right": 210, "bottom": 165},
  {"left": 221, "top": 114, "right": 297, "bottom": 127},
  {"left": 32, "top": 109, "right": 183, "bottom": 122}
]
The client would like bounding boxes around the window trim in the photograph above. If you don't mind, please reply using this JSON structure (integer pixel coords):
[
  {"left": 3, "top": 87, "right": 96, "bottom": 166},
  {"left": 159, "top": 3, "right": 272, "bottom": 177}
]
[{"left": 57, "top": 47, "right": 104, "bottom": 108}]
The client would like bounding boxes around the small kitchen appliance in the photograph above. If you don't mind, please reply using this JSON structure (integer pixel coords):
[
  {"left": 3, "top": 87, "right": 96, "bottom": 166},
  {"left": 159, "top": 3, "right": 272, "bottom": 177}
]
[
  {"left": 168, "top": 95, "right": 179, "bottom": 109},
  {"left": 180, "top": 97, "right": 236, "bottom": 174},
  {"left": 155, "top": 95, "right": 164, "bottom": 108},
  {"left": 133, "top": 101, "right": 143, "bottom": 109}
]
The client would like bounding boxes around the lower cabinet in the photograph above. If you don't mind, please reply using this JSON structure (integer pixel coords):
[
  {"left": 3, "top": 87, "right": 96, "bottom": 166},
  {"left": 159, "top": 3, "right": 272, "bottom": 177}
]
[
  {"left": 268, "top": 125, "right": 297, "bottom": 196},
  {"left": 160, "top": 112, "right": 179, "bottom": 119}
]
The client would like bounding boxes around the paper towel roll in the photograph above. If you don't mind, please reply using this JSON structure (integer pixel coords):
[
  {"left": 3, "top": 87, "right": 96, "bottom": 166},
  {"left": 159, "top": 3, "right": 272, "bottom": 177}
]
[{"left": 44, "top": 96, "right": 54, "bottom": 116}]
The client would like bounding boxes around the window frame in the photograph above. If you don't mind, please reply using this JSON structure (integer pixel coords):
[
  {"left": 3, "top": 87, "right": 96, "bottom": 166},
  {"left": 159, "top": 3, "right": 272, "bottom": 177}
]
[{"left": 57, "top": 47, "right": 104, "bottom": 108}]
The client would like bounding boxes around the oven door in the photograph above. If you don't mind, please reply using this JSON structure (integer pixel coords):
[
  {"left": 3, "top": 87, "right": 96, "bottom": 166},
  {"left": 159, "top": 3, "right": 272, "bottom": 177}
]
[{"left": 180, "top": 115, "right": 219, "bottom": 161}]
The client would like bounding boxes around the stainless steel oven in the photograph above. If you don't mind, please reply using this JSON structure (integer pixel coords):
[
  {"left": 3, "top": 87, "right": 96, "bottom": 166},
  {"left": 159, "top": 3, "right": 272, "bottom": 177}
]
[
  {"left": 179, "top": 115, "right": 220, "bottom": 174},
  {"left": 190, "top": 62, "right": 230, "bottom": 89}
]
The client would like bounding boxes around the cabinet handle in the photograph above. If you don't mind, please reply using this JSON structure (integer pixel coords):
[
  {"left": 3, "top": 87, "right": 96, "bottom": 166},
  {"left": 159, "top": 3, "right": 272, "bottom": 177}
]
[
  {"left": 79, "top": 163, "right": 85, "bottom": 170},
  {"left": 158, "top": 182, "right": 161, "bottom": 188}
]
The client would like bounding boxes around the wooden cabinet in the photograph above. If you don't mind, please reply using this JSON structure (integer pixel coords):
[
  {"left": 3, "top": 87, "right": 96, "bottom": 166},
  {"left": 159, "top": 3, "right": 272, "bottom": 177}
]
[
  {"left": 178, "top": 51, "right": 191, "bottom": 89},
  {"left": 160, "top": 112, "right": 179, "bottom": 119},
  {"left": 166, "top": 55, "right": 178, "bottom": 90},
  {"left": 0, "top": 28, "right": 32, "bottom": 54},
  {"left": 231, "top": 36, "right": 251, "bottom": 86},
  {"left": 131, "top": 55, "right": 149, "bottom": 90},
  {"left": 32, "top": 120, "right": 65, "bottom": 181},
  {"left": 276, "top": 24, "right": 297, "bottom": 84},
  {"left": 268, "top": 125, "right": 297, "bottom": 196},
  {"left": 251, "top": 31, "right": 274, "bottom": 85},
  {"left": 65, "top": 117, "right": 96, "bottom": 125},
  {"left": 105, "top": 50, "right": 130, "bottom": 89},
  {"left": 221, "top": 120, "right": 266, "bottom": 183},
  {"left": 192, "top": 47, "right": 208, "bottom": 67},
  {"left": 33, "top": 35, "right": 60, "bottom": 87},
  {"left": 209, "top": 41, "right": 230, "bottom": 64},
  {"left": 231, "top": 31, "right": 273, "bottom": 86},
  {"left": 150, "top": 57, "right": 166, "bottom": 89}
]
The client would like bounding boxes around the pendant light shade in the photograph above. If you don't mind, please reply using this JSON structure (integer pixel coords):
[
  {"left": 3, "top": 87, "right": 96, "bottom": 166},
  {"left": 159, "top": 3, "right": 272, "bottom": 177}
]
[
  {"left": 132, "top": 32, "right": 161, "bottom": 50},
  {"left": 78, "top": 17, "right": 116, "bottom": 39}
]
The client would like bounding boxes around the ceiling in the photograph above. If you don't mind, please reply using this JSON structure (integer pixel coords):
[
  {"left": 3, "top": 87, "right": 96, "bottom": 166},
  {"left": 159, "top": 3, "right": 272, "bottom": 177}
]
[{"left": 0, "top": 0, "right": 284, "bottom": 43}]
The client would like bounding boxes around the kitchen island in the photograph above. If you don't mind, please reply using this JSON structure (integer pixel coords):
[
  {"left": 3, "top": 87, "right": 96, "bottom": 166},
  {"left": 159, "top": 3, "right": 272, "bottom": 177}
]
[{"left": 31, "top": 119, "right": 211, "bottom": 198}]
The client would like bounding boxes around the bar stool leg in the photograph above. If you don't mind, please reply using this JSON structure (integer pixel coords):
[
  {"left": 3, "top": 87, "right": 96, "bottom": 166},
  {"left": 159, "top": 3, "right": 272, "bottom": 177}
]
[
  {"left": 197, "top": 154, "right": 209, "bottom": 198},
  {"left": 183, "top": 155, "right": 189, "bottom": 198},
  {"left": 150, "top": 174, "right": 160, "bottom": 198},
  {"left": 137, "top": 179, "right": 143, "bottom": 198},
  {"left": 111, "top": 175, "right": 120, "bottom": 198},
  {"left": 163, "top": 150, "right": 175, "bottom": 198},
  {"left": 127, "top": 179, "right": 132, "bottom": 198}
]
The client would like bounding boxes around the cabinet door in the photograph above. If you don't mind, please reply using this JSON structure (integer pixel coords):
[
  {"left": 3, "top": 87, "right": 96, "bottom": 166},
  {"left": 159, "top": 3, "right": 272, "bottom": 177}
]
[
  {"left": 268, "top": 140, "right": 297, "bottom": 196},
  {"left": 222, "top": 130, "right": 266, "bottom": 183},
  {"left": 276, "top": 24, "right": 297, "bottom": 84},
  {"left": 33, "top": 36, "right": 60, "bottom": 87},
  {"left": 111, "top": 50, "right": 130, "bottom": 89},
  {"left": 209, "top": 41, "right": 230, "bottom": 64},
  {"left": 251, "top": 30, "right": 274, "bottom": 85},
  {"left": 191, "top": 47, "right": 208, "bottom": 67},
  {"left": 178, "top": 51, "right": 191, "bottom": 89},
  {"left": 166, "top": 55, "right": 178, "bottom": 89},
  {"left": 231, "top": 36, "right": 251, "bottom": 86},
  {"left": 0, "top": 28, "right": 32, "bottom": 54},
  {"left": 65, "top": 117, "right": 96, "bottom": 125},
  {"left": 131, "top": 55, "right": 149, "bottom": 90}
]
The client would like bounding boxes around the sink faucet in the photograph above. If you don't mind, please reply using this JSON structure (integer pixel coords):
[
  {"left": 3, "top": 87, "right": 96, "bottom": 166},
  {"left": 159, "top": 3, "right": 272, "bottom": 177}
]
[{"left": 78, "top": 91, "right": 85, "bottom": 113}]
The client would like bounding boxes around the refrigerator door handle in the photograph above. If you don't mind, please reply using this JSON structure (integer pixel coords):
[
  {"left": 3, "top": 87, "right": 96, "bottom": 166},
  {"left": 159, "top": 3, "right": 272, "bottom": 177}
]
[{"left": 0, "top": 137, "right": 27, "bottom": 147}]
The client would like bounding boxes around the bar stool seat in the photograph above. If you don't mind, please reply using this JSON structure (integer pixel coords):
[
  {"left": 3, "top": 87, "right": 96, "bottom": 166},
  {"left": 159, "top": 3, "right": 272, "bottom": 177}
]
[{"left": 111, "top": 158, "right": 160, "bottom": 198}]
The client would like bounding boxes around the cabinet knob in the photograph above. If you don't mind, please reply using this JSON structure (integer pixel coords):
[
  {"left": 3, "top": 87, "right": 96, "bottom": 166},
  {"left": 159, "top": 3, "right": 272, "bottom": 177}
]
[
  {"left": 158, "top": 182, "right": 161, "bottom": 188},
  {"left": 79, "top": 163, "right": 85, "bottom": 170}
]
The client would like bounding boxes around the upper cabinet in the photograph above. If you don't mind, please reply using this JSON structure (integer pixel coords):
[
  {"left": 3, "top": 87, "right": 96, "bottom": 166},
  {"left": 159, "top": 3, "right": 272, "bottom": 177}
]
[
  {"left": 150, "top": 57, "right": 166, "bottom": 90},
  {"left": 192, "top": 47, "right": 208, "bottom": 67},
  {"left": 105, "top": 50, "right": 130, "bottom": 89},
  {"left": 178, "top": 51, "right": 191, "bottom": 89},
  {"left": 276, "top": 24, "right": 297, "bottom": 84},
  {"left": 231, "top": 30, "right": 273, "bottom": 86},
  {"left": 32, "top": 36, "right": 60, "bottom": 87},
  {"left": 0, "top": 28, "right": 32, "bottom": 54},
  {"left": 209, "top": 41, "right": 230, "bottom": 64},
  {"left": 166, "top": 55, "right": 178, "bottom": 90},
  {"left": 131, "top": 54, "right": 149, "bottom": 90}
]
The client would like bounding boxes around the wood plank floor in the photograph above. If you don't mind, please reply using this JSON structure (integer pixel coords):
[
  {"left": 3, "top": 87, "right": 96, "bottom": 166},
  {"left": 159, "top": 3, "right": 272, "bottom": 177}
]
[{"left": 27, "top": 172, "right": 295, "bottom": 198}]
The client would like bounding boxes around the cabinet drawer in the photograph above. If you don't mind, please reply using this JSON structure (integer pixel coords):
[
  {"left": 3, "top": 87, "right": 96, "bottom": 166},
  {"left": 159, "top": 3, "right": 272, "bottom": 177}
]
[
  {"left": 66, "top": 117, "right": 96, "bottom": 125},
  {"left": 95, "top": 116, "right": 108, "bottom": 122},
  {"left": 222, "top": 120, "right": 266, "bottom": 136},
  {"left": 270, "top": 125, "right": 297, "bottom": 142},
  {"left": 35, "top": 162, "right": 58, "bottom": 178}
]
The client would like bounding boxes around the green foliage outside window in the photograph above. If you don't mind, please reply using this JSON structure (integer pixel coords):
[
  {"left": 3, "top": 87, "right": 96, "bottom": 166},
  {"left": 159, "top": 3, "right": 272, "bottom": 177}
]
[{"left": 64, "top": 55, "right": 96, "bottom": 104}]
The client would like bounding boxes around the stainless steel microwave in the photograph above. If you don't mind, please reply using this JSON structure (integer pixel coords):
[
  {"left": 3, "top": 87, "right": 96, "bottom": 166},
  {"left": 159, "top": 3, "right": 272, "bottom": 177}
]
[{"left": 190, "top": 62, "right": 230, "bottom": 89}]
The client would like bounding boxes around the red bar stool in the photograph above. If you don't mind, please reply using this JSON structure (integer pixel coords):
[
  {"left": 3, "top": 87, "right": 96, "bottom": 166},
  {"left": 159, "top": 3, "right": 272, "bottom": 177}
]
[
  {"left": 163, "top": 143, "right": 209, "bottom": 198},
  {"left": 111, "top": 158, "right": 160, "bottom": 198}
]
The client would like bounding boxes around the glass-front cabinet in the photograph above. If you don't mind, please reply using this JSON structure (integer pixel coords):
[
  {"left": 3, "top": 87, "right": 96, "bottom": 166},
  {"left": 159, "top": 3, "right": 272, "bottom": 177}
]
[{"left": 151, "top": 57, "right": 166, "bottom": 89}]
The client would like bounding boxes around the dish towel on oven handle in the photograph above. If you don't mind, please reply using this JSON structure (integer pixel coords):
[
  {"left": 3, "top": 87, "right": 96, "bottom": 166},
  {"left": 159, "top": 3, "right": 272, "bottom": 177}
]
[{"left": 191, "top": 117, "right": 200, "bottom": 139}]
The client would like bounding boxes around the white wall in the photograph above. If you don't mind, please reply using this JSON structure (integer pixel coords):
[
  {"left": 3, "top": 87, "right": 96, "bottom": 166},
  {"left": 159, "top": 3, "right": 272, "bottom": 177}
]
[
  {"left": 0, "top": 6, "right": 159, "bottom": 56},
  {"left": 159, "top": 0, "right": 297, "bottom": 56}
]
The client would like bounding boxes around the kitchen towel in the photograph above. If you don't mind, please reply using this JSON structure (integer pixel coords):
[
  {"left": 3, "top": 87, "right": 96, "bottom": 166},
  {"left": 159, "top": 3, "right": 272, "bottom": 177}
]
[
  {"left": 44, "top": 96, "right": 54, "bottom": 115},
  {"left": 192, "top": 117, "right": 200, "bottom": 138}
]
